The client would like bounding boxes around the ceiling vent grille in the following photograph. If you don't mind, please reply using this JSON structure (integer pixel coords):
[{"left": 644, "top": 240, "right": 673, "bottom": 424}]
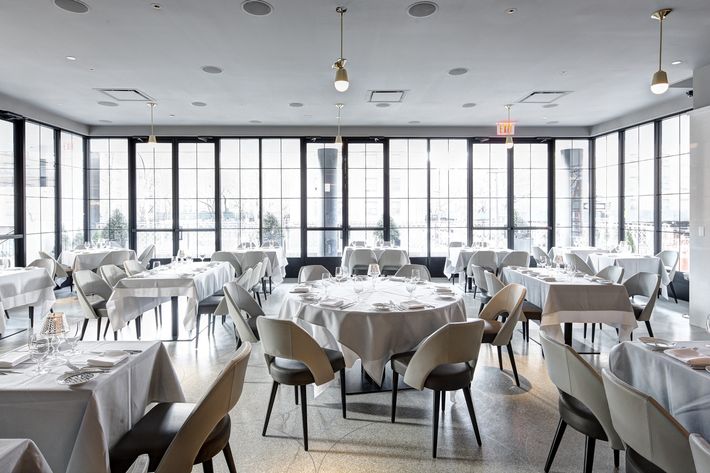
[
  {"left": 368, "top": 90, "right": 406, "bottom": 103},
  {"left": 518, "top": 91, "right": 570, "bottom": 104},
  {"left": 96, "top": 88, "right": 155, "bottom": 102}
]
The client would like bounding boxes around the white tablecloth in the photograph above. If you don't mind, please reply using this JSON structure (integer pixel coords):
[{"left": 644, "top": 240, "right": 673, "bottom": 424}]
[
  {"left": 278, "top": 279, "right": 467, "bottom": 381},
  {"left": 230, "top": 248, "right": 288, "bottom": 284},
  {"left": 0, "top": 340, "right": 184, "bottom": 473},
  {"left": 502, "top": 267, "right": 637, "bottom": 341},
  {"left": 443, "top": 248, "right": 511, "bottom": 278},
  {"left": 609, "top": 341, "right": 710, "bottom": 438},
  {"left": 106, "top": 261, "right": 233, "bottom": 331},
  {"left": 549, "top": 246, "right": 601, "bottom": 262},
  {"left": 0, "top": 439, "right": 52, "bottom": 473},
  {"left": 59, "top": 248, "right": 137, "bottom": 272},
  {"left": 340, "top": 247, "right": 409, "bottom": 274},
  {"left": 586, "top": 253, "right": 670, "bottom": 286},
  {"left": 0, "top": 268, "right": 56, "bottom": 334}
]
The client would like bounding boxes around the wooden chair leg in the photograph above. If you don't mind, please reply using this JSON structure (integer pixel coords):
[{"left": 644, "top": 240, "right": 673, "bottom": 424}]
[
  {"left": 432, "top": 390, "right": 441, "bottom": 458},
  {"left": 339, "top": 369, "right": 347, "bottom": 419},
  {"left": 223, "top": 443, "right": 238, "bottom": 473},
  {"left": 583, "top": 436, "right": 596, "bottom": 473},
  {"left": 300, "top": 384, "right": 309, "bottom": 451},
  {"left": 391, "top": 369, "right": 399, "bottom": 423},
  {"left": 544, "top": 418, "right": 567, "bottom": 473},
  {"left": 262, "top": 381, "right": 279, "bottom": 436},
  {"left": 507, "top": 343, "right": 520, "bottom": 387},
  {"left": 462, "top": 386, "right": 482, "bottom": 445}
]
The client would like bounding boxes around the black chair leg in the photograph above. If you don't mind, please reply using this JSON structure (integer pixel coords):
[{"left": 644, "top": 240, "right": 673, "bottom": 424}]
[
  {"left": 432, "top": 390, "right": 441, "bottom": 458},
  {"left": 262, "top": 381, "right": 279, "bottom": 436},
  {"left": 223, "top": 443, "right": 237, "bottom": 473},
  {"left": 497, "top": 345, "right": 503, "bottom": 370},
  {"left": 103, "top": 319, "right": 111, "bottom": 338},
  {"left": 507, "top": 343, "right": 520, "bottom": 387},
  {"left": 583, "top": 323, "right": 588, "bottom": 338},
  {"left": 462, "top": 386, "right": 482, "bottom": 446},
  {"left": 339, "top": 369, "right": 347, "bottom": 419},
  {"left": 300, "top": 384, "right": 309, "bottom": 451},
  {"left": 583, "top": 436, "right": 596, "bottom": 473},
  {"left": 80, "top": 319, "right": 89, "bottom": 340},
  {"left": 202, "top": 459, "right": 214, "bottom": 473},
  {"left": 29, "top": 306, "right": 34, "bottom": 328},
  {"left": 544, "top": 418, "right": 567, "bottom": 473},
  {"left": 591, "top": 323, "right": 596, "bottom": 343},
  {"left": 669, "top": 281, "right": 678, "bottom": 303},
  {"left": 645, "top": 321, "right": 654, "bottom": 337},
  {"left": 135, "top": 315, "right": 141, "bottom": 339},
  {"left": 479, "top": 301, "right": 485, "bottom": 313},
  {"left": 154, "top": 307, "right": 159, "bottom": 327},
  {"left": 391, "top": 369, "right": 399, "bottom": 423},
  {"left": 195, "top": 313, "right": 201, "bottom": 349},
  {"left": 96, "top": 317, "right": 102, "bottom": 340},
  {"left": 255, "top": 291, "right": 262, "bottom": 307},
  {"left": 613, "top": 449, "right": 620, "bottom": 469},
  {"left": 295, "top": 385, "right": 299, "bottom": 405},
  {"left": 113, "top": 330, "right": 118, "bottom": 341}
]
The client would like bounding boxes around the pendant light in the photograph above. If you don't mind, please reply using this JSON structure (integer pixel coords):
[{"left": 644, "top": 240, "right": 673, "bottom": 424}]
[
  {"left": 334, "top": 103, "right": 344, "bottom": 147},
  {"left": 505, "top": 105, "right": 514, "bottom": 149},
  {"left": 332, "top": 7, "right": 349, "bottom": 92},
  {"left": 650, "top": 8, "right": 672, "bottom": 95},
  {"left": 147, "top": 102, "right": 157, "bottom": 144}
]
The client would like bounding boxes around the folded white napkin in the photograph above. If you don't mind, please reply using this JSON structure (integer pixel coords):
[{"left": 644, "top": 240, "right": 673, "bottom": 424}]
[
  {"left": 665, "top": 347, "right": 710, "bottom": 368},
  {"left": 290, "top": 285, "right": 310, "bottom": 293},
  {"left": 433, "top": 286, "right": 454, "bottom": 293},
  {"left": 86, "top": 351, "right": 129, "bottom": 367},
  {"left": 320, "top": 298, "right": 345, "bottom": 308},
  {"left": 400, "top": 300, "right": 426, "bottom": 310},
  {"left": 540, "top": 277, "right": 557, "bottom": 282},
  {"left": 0, "top": 351, "right": 30, "bottom": 368},
  {"left": 389, "top": 276, "right": 406, "bottom": 282}
]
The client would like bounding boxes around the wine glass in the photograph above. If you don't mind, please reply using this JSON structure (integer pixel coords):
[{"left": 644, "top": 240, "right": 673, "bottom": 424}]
[
  {"left": 321, "top": 273, "right": 331, "bottom": 297},
  {"left": 353, "top": 277, "right": 364, "bottom": 301},
  {"left": 335, "top": 267, "right": 343, "bottom": 282},
  {"left": 63, "top": 322, "right": 82, "bottom": 356},
  {"left": 405, "top": 278, "right": 417, "bottom": 299},
  {"left": 28, "top": 333, "right": 50, "bottom": 374},
  {"left": 411, "top": 268, "right": 421, "bottom": 283},
  {"left": 367, "top": 264, "right": 381, "bottom": 288}
]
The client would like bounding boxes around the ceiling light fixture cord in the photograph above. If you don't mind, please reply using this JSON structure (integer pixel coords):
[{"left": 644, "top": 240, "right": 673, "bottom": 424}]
[
  {"left": 150, "top": 102, "right": 155, "bottom": 136},
  {"left": 340, "top": 7, "right": 344, "bottom": 59},
  {"left": 658, "top": 14, "right": 663, "bottom": 70}
]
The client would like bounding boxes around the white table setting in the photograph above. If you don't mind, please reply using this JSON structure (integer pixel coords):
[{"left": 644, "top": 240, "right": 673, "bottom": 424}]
[
  {"left": 443, "top": 247, "right": 511, "bottom": 279},
  {"left": 0, "top": 339, "right": 184, "bottom": 473},
  {"left": 59, "top": 247, "right": 136, "bottom": 272},
  {"left": 586, "top": 252, "right": 670, "bottom": 286},
  {"left": 229, "top": 247, "right": 288, "bottom": 284},
  {"left": 106, "top": 260, "right": 233, "bottom": 340},
  {"left": 340, "top": 246, "right": 410, "bottom": 275},
  {"left": 548, "top": 246, "right": 602, "bottom": 263},
  {"left": 0, "top": 266, "right": 56, "bottom": 335}
]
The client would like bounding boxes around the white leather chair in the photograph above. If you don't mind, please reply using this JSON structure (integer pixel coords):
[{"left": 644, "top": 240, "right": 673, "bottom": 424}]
[
  {"left": 394, "top": 264, "right": 432, "bottom": 281},
  {"left": 223, "top": 281, "right": 262, "bottom": 347},
  {"left": 690, "top": 434, "right": 710, "bottom": 473},
  {"left": 74, "top": 270, "right": 118, "bottom": 341},
  {"left": 497, "top": 251, "right": 530, "bottom": 274},
  {"left": 532, "top": 246, "right": 548, "bottom": 265},
  {"left": 657, "top": 250, "right": 679, "bottom": 303},
  {"left": 485, "top": 272, "right": 541, "bottom": 344},
  {"left": 99, "top": 264, "right": 127, "bottom": 288},
  {"left": 27, "top": 258, "right": 56, "bottom": 279},
  {"left": 623, "top": 272, "right": 661, "bottom": 338},
  {"left": 596, "top": 265, "right": 624, "bottom": 283},
  {"left": 137, "top": 244, "right": 155, "bottom": 269},
  {"left": 210, "top": 251, "right": 242, "bottom": 277},
  {"left": 298, "top": 265, "right": 332, "bottom": 283},
  {"left": 466, "top": 250, "right": 496, "bottom": 295},
  {"left": 347, "top": 248, "right": 377, "bottom": 276},
  {"left": 124, "top": 259, "right": 147, "bottom": 276},
  {"left": 377, "top": 249, "right": 409, "bottom": 275},
  {"left": 40, "top": 250, "right": 73, "bottom": 290},
  {"left": 563, "top": 253, "right": 595, "bottom": 275}
]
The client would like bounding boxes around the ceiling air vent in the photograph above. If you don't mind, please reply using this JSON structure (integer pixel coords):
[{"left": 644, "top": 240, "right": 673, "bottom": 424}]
[
  {"left": 96, "top": 88, "right": 155, "bottom": 102},
  {"left": 518, "top": 91, "right": 571, "bottom": 104},
  {"left": 368, "top": 90, "right": 406, "bottom": 103}
]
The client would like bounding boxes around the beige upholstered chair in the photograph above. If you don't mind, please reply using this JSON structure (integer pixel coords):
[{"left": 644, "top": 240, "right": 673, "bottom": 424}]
[
  {"left": 111, "top": 343, "right": 252, "bottom": 473},
  {"left": 476, "top": 283, "right": 526, "bottom": 387},
  {"left": 97, "top": 249, "right": 135, "bottom": 268},
  {"left": 390, "top": 320, "right": 485, "bottom": 458},
  {"left": 657, "top": 250, "right": 679, "bottom": 303},
  {"left": 137, "top": 244, "right": 155, "bottom": 269},
  {"left": 123, "top": 259, "right": 147, "bottom": 276},
  {"left": 257, "top": 317, "right": 346, "bottom": 451},
  {"left": 602, "top": 368, "right": 696, "bottom": 473},
  {"left": 466, "top": 250, "right": 496, "bottom": 296},
  {"left": 623, "top": 272, "right": 661, "bottom": 338},
  {"left": 99, "top": 264, "right": 127, "bottom": 288},
  {"left": 690, "top": 434, "right": 710, "bottom": 473},
  {"left": 497, "top": 251, "right": 529, "bottom": 273},
  {"left": 540, "top": 332, "right": 623, "bottom": 473},
  {"left": 223, "top": 281, "right": 262, "bottom": 346},
  {"left": 40, "top": 250, "right": 73, "bottom": 290},
  {"left": 210, "top": 251, "right": 242, "bottom": 277},
  {"left": 394, "top": 264, "right": 432, "bottom": 281},
  {"left": 125, "top": 454, "right": 149, "bottom": 473},
  {"left": 74, "top": 270, "right": 116, "bottom": 340},
  {"left": 485, "top": 272, "right": 541, "bottom": 344},
  {"left": 471, "top": 266, "right": 492, "bottom": 312},
  {"left": 377, "top": 249, "right": 409, "bottom": 275},
  {"left": 563, "top": 253, "right": 595, "bottom": 275},
  {"left": 298, "top": 265, "right": 332, "bottom": 282},
  {"left": 348, "top": 248, "right": 378, "bottom": 275},
  {"left": 596, "top": 265, "right": 624, "bottom": 283}
]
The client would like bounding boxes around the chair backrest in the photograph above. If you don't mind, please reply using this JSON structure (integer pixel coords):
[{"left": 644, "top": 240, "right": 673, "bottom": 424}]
[
  {"left": 601, "top": 368, "right": 695, "bottom": 473},
  {"left": 124, "top": 259, "right": 147, "bottom": 276},
  {"left": 477, "top": 283, "right": 526, "bottom": 346},
  {"left": 98, "top": 249, "right": 135, "bottom": 268},
  {"left": 539, "top": 332, "right": 623, "bottom": 450},
  {"left": 298, "top": 265, "right": 332, "bottom": 282},
  {"left": 348, "top": 248, "right": 378, "bottom": 273},
  {"left": 377, "top": 249, "right": 409, "bottom": 269},
  {"left": 403, "top": 320, "right": 485, "bottom": 390},
  {"left": 563, "top": 253, "right": 595, "bottom": 275},
  {"left": 256, "top": 317, "right": 335, "bottom": 386},
  {"left": 690, "top": 434, "right": 710, "bottom": 473},
  {"left": 657, "top": 250, "right": 679, "bottom": 281},
  {"left": 532, "top": 246, "right": 548, "bottom": 263},
  {"left": 27, "top": 258, "right": 56, "bottom": 279},
  {"left": 471, "top": 266, "right": 489, "bottom": 292},
  {"left": 156, "top": 343, "right": 251, "bottom": 473},
  {"left": 223, "top": 282, "right": 260, "bottom": 343},
  {"left": 39, "top": 251, "right": 68, "bottom": 278},
  {"left": 470, "top": 250, "right": 497, "bottom": 271},
  {"left": 623, "top": 272, "right": 661, "bottom": 321},
  {"left": 350, "top": 240, "right": 366, "bottom": 247},
  {"left": 236, "top": 267, "right": 253, "bottom": 290},
  {"left": 484, "top": 271, "right": 505, "bottom": 297},
  {"left": 74, "top": 270, "right": 113, "bottom": 319},
  {"left": 596, "top": 265, "right": 624, "bottom": 283},
  {"left": 240, "top": 250, "right": 268, "bottom": 270},
  {"left": 249, "top": 262, "right": 263, "bottom": 289},
  {"left": 499, "top": 251, "right": 530, "bottom": 270},
  {"left": 260, "top": 256, "right": 271, "bottom": 277},
  {"left": 99, "top": 264, "right": 127, "bottom": 288},
  {"left": 137, "top": 244, "right": 155, "bottom": 266},
  {"left": 210, "top": 251, "right": 242, "bottom": 276},
  {"left": 394, "top": 264, "right": 432, "bottom": 281}
]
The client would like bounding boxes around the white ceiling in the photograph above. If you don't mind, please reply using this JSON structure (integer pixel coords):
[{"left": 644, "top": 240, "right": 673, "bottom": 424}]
[{"left": 0, "top": 0, "right": 707, "bottom": 128}]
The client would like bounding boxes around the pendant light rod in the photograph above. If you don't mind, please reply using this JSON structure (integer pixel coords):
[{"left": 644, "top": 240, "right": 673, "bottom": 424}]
[
  {"left": 333, "top": 7, "right": 349, "bottom": 92},
  {"left": 148, "top": 102, "right": 157, "bottom": 144},
  {"left": 650, "top": 8, "right": 672, "bottom": 95},
  {"left": 338, "top": 6, "right": 345, "bottom": 59},
  {"left": 335, "top": 103, "right": 344, "bottom": 145}
]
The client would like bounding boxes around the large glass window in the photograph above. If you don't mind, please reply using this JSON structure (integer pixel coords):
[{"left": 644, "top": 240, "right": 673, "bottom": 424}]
[
  {"left": 471, "top": 143, "right": 508, "bottom": 247},
  {"left": 660, "top": 113, "right": 690, "bottom": 271},
  {"left": 60, "top": 132, "right": 84, "bottom": 250},
  {"left": 220, "top": 139, "right": 260, "bottom": 249},
  {"left": 25, "top": 122, "right": 56, "bottom": 258},
  {"left": 88, "top": 139, "right": 129, "bottom": 246},
  {"left": 594, "top": 133, "right": 620, "bottom": 250},
  {"left": 389, "top": 139, "right": 428, "bottom": 256},
  {"left": 306, "top": 142, "right": 343, "bottom": 256},
  {"left": 623, "top": 124, "right": 655, "bottom": 255},
  {"left": 512, "top": 143, "right": 549, "bottom": 251},
  {"left": 347, "top": 142, "right": 384, "bottom": 247},
  {"left": 0, "top": 120, "right": 15, "bottom": 264},
  {"left": 135, "top": 142, "right": 173, "bottom": 257},
  {"left": 430, "top": 139, "right": 468, "bottom": 256},
  {"left": 178, "top": 142, "right": 215, "bottom": 258},
  {"left": 262, "top": 139, "right": 301, "bottom": 257},
  {"left": 555, "top": 139, "right": 590, "bottom": 247}
]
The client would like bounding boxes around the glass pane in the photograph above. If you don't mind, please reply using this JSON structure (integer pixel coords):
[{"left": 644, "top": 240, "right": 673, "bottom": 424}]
[
  {"left": 60, "top": 132, "right": 85, "bottom": 250},
  {"left": 136, "top": 143, "right": 173, "bottom": 234},
  {"left": 25, "top": 122, "right": 56, "bottom": 256},
  {"left": 178, "top": 143, "right": 215, "bottom": 255}
]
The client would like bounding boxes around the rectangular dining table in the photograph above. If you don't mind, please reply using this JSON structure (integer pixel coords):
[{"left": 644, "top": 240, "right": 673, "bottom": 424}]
[
  {"left": 0, "top": 439, "right": 52, "bottom": 473},
  {"left": 58, "top": 248, "right": 136, "bottom": 272},
  {"left": 0, "top": 267, "right": 56, "bottom": 336},
  {"left": 443, "top": 248, "right": 511, "bottom": 279},
  {"left": 0, "top": 340, "right": 184, "bottom": 473},
  {"left": 229, "top": 247, "right": 288, "bottom": 284},
  {"left": 586, "top": 252, "right": 670, "bottom": 285}
]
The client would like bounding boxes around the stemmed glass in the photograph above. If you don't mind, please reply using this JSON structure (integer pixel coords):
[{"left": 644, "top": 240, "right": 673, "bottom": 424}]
[
  {"left": 321, "top": 273, "right": 331, "bottom": 298},
  {"left": 405, "top": 278, "right": 417, "bottom": 299},
  {"left": 63, "top": 322, "right": 82, "bottom": 356},
  {"left": 28, "top": 333, "right": 50, "bottom": 374},
  {"left": 335, "top": 267, "right": 344, "bottom": 282},
  {"left": 353, "top": 276, "right": 364, "bottom": 301},
  {"left": 368, "top": 264, "right": 381, "bottom": 288}
]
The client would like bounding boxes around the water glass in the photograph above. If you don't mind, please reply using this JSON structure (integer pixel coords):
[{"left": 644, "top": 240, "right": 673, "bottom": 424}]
[
  {"left": 353, "top": 278, "right": 364, "bottom": 301},
  {"left": 321, "top": 273, "right": 331, "bottom": 297},
  {"left": 28, "top": 334, "right": 50, "bottom": 374},
  {"left": 405, "top": 278, "right": 416, "bottom": 298},
  {"left": 335, "top": 267, "right": 343, "bottom": 282},
  {"left": 411, "top": 268, "right": 421, "bottom": 282}
]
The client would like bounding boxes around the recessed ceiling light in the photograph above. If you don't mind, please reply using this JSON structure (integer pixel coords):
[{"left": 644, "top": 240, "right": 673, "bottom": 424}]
[
  {"left": 54, "top": 0, "right": 89, "bottom": 14},
  {"left": 169, "top": 114, "right": 176, "bottom": 117},
  {"left": 66, "top": 56, "right": 77, "bottom": 61},
  {"left": 242, "top": 0, "right": 272, "bottom": 16},
  {"left": 462, "top": 102, "right": 476, "bottom": 108},
  {"left": 448, "top": 67, "right": 468, "bottom": 76},
  {"left": 88, "top": 67, "right": 95, "bottom": 71},
  {"left": 192, "top": 101, "right": 207, "bottom": 107},
  {"left": 408, "top": 120, "right": 421, "bottom": 124},
  {"left": 407, "top": 2, "right": 438, "bottom": 18},
  {"left": 151, "top": 3, "right": 162, "bottom": 9},
  {"left": 547, "top": 120, "right": 559, "bottom": 125},
  {"left": 289, "top": 102, "right": 304, "bottom": 108},
  {"left": 97, "top": 101, "right": 118, "bottom": 107},
  {"left": 671, "top": 60, "right": 683, "bottom": 65},
  {"left": 376, "top": 103, "right": 391, "bottom": 108},
  {"left": 99, "top": 119, "right": 113, "bottom": 124},
  {"left": 249, "top": 120, "right": 263, "bottom": 124},
  {"left": 505, "top": 8, "right": 517, "bottom": 14},
  {"left": 543, "top": 104, "right": 559, "bottom": 109},
  {"left": 201, "top": 65, "right": 223, "bottom": 74}
]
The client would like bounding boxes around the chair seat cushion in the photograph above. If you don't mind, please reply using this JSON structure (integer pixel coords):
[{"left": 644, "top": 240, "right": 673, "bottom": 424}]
[
  {"left": 391, "top": 353, "right": 473, "bottom": 391},
  {"left": 631, "top": 303, "right": 644, "bottom": 319},
  {"left": 109, "top": 402, "right": 231, "bottom": 473},
  {"left": 269, "top": 348, "right": 345, "bottom": 386},
  {"left": 481, "top": 319, "right": 502, "bottom": 343},
  {"left": 213, "top": 289, "right": 224, "bottom": 297},
  {"left": 522, "top": 301, "right": 542, "bottom": 319},
  {"left": 558, "top": 391, "right": 607, "bottom": 441},
  {"left": 86, "top": 295, "right": 106, "bottom": 310},
  {"left": 198, "top": 295, "right": 223, "bottom": 314},
  {"left": 625, "top": 447, "right": 666, "bottom": 473}
]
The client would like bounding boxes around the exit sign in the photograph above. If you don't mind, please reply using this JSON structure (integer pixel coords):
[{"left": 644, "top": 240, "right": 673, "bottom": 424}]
[{"left": 496, "top": 121, "right": 516, "bottom": 136}]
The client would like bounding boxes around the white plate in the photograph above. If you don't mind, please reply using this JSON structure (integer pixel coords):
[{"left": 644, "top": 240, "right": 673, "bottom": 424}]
[
  {"left": 299, "top": 294, "right": 320, "bottom": 302},
  {"left": 371, "top": 303, "right": 392, "bottom": 311},
  {"left": 437, "top": 295, "right": 456, "bottom": 301},
  {"left": 57, "top": 371, "right": 97, "bottom": 386},
  {"left": 639, "top": 337, "right": 676, "bottom": 351}
]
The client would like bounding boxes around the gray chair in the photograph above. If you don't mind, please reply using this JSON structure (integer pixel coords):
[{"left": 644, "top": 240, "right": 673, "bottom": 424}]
[
  {"left": 532, "top": 246, "right": 548, "bottom": 265},
  {"left": 540, "top": 332, "right": 623, "bottom": 473},
  {"left": 623, "top": 272, "right": 661, "bottom": 338},
  {"left": 210, "top": 251, "right": 242, "bottom": 277},
  {"left": 394, "top": 264, "right": 432, "bottom": 281},
  {"left": 657, "top": 250, "right": 679, "bottom": 303},
  {"left": 27, "top": 258, "right": 56, "bottom": 279},
  {"left": 298, "top": 265, "right": 332, "bottom": 283},
  {"left": 602, "top": 368, "right": 696, "bottom": 473},
  {"left": 258, "top": 317, "right": 346, "bottom": 451},
  {"left": 137, "top": 244, "right": 155, "bottom": 270},
  {"left": 124, "top": 259, "right": 147, "bottom": 276},
  {"left": 466, "top": 250, "right": 496, "bottom": 295},
  {"left": 99, "top": 264, "right": 127, "bottom": 288},
  {"left": 596, "top": 265, "right": 624, "bottom": 283},
  {"left": 690, "top": 434, "right": 710, "bottom": 473},
  {"left": 485, "top": 272, "right": 541, "bottom": 344},
  {"left": 74, "top": 269, "right": 119, "bottom": 341},
  {"left": 497, "top": 251, "right": 530, "bottom": 274},
  {"left": 223, "top": 281, "right": 262, "bottom": 347},
  {"left": 471, "top": 266, "right": 492, "bottom": 312},
  {"left": 40, "top": 250, "right": 73, "bottom": 291},
  {"left": 347, "top": 248, "right": 378, "bottom": 276},
  {"left": 377, "top": 249, "right": 409, "bottom": 275},
  {"left": 111, "top": 343, "right": 251, "bottom": 473},
  {"left": 390, "top": 320, "right": 485, "bottom": 458},
  {"left": 563, "top": 253, "right": 595, "bottom": 275}
]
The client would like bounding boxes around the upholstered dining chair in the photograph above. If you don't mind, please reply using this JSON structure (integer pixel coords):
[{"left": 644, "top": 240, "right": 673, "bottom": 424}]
[
  {"left": 223, "top": 281, "right": 262, "bottom": 347},
  {"left": 27, "top": 258, "right": 56, "bottom": 279},
  {"left": 249, "top": 261, "right": 265, "bottom": 305},
  {"left": 348, "top": 248, "right": 378, "bottom": 275},
  {"left": 596, "top": 265, "right": 624, "bottom": 283},
  {"left": 235, "top": 267, "right": 253, "bottom": 290},
  {"left": 563, "top": 253, "right": 595, "bottom": 275},
  {"left": 39, "top": 250, "right": 73, "bottom": 291},
  {"left": 210, "top": 251, "right": 242, "bottom": 277},
  {"left": 74, "top": 269, "right": 118, "bottom": 341},
  {"left": 485, "top": 272, "right": 542, "bottom": 344},
  {"left": 602, "top": 368, "right": 696, "bottom": 473},
  {"left": 466, "top": 250, "right": 496, "bottom": 295},
  {"left": 497, "top": 251, "right": 530, "bottom": 274},
  {"left": 137, "top": 244, "right": 155, "bottom": 269},
  {"left": 99, "top": 264, "right": 127, "bottom": 288},
  {"left": 471, "top": 266, "right": 493, "bottom": 312},
  {"left": 623, "top": 272, "right": 661, "bottom": 338},
  {"left": 257, "top": 317, "right": 346, "bottom": 451},
  {"left": 532, "top": 246, "right": 548, "bottom": 265},
  {"left": 377, "top": 249, "right": 409, "bottom": 275},
  {"left": 394, "top": 264, "right": 432, "bottom": 281},
  {"left": 656, "top": 250, "right": 679, "bottom": 303},
  {"left": 124, "top": 259, "right": 147, "bottom": 276},
  {"left": 690, "top": 434, "right": 710, "bottom": 473},
  {"left": 350, "top": 240, "right": 366, "bottom": 247},
  {"left": 110, "top": 343, "right": 251, "bottom": 473},
  {"left": 540, "top": 332, "right": 623, "bottom": 473},
  {"left": 298, "top": 264, "right": 332, "bottom": 282},
  {"left": 390, "top": 320, "right": 485, "bottom": 458}
]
